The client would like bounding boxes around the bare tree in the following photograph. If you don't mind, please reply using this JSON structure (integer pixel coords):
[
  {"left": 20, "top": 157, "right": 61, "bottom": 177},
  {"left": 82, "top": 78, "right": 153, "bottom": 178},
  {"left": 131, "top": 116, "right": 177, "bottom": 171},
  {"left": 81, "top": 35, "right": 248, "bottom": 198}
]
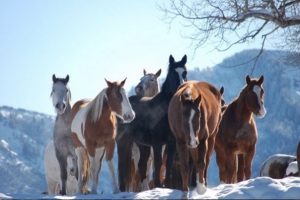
[{"left": 161, "top": 0, "right": 300, "bottom": 68}]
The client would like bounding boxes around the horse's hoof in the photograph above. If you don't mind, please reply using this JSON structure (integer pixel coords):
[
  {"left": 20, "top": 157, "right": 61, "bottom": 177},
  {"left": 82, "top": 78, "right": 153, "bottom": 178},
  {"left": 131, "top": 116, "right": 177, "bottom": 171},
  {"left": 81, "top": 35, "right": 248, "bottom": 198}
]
[
  {"left": 59, "top": 190, "right": 66, "bottom": 196},
  {"left": 196, "top": 182, "right": 207, "bottom": 194},
  {"left": 181, "top": 191, "right": 189, "bottom": 200}
]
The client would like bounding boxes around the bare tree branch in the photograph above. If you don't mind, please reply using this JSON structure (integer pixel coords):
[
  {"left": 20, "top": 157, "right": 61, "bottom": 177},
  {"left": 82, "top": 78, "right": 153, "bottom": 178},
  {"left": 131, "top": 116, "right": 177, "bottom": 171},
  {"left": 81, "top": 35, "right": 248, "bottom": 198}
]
[{"left": 160, "top": 0, "right": 300, "bottom": 70}]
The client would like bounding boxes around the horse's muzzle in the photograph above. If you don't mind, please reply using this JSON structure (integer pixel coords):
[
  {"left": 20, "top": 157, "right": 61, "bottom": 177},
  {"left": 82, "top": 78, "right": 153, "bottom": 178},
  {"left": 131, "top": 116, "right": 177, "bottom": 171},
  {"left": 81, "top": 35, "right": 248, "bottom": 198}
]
[{"left": 122, "top": 112, "right": 135, "bottom": 123}]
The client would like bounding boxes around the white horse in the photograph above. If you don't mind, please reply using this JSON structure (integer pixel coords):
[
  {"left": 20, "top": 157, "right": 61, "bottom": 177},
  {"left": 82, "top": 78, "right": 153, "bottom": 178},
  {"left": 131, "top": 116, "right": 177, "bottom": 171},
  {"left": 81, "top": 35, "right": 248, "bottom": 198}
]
[
  {"left": 44, "top": 74, "right": 78, "bottom": 195},
  {"left": 44, "top": 141, "right": 77, "bottom": 195}
]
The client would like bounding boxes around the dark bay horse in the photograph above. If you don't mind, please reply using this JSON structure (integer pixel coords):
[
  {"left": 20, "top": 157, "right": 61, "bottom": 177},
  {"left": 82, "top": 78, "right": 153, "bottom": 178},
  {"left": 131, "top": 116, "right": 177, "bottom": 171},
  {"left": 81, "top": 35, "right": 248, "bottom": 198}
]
[
  {"left": 260, "top": 154, "right": 297, "bottom": 178},
  {"left": 168, "top": 81, "right": 223, "bottom": 194},
  {"left": 117, "top": 68, "right": 161, "bottom": 192},
  {"left": 215, "top": 75, "right": 266, "bottom": 184},
  {"left": 49, "top": 74, "right": 77, "bottom": 195},
  {"left": 117, "top": 55, "right": 188, "bottom": 191},
  {"left": 70, "top": 79, "right": 135, "bottom": 194}
]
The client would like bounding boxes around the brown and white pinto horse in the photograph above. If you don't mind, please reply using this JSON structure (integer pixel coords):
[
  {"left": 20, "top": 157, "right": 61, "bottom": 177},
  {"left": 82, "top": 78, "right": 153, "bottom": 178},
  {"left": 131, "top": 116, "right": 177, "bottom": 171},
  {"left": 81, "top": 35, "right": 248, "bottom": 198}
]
[
  {"left": 215, "top": 75, "right": 266, "bottom": 184},
  {"left": 70, "top": 79, "right": 135, "bottom": 194},
  {"left": 168, "top": 81, "right": 223, "bottom": 194}
]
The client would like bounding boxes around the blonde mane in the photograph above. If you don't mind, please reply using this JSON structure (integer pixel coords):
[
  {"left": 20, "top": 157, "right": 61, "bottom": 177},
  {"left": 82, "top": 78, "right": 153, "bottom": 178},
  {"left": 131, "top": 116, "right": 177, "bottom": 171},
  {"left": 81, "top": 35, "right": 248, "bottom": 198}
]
[{"left": 88, "top": 88, "right": 107, "bottom": 123}]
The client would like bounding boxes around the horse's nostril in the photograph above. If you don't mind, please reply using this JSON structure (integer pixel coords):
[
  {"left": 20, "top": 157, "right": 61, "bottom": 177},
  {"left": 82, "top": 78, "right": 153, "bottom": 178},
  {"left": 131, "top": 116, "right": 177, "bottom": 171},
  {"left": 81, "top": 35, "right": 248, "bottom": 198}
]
[{"left": 55, "top": 103, "right": 60, "bottom": 109}]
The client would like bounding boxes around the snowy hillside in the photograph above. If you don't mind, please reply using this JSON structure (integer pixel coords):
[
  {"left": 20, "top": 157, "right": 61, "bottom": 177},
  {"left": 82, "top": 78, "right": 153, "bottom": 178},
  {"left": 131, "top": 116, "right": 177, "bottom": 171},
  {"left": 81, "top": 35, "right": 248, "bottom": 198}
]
[
  {"left": 0, "top": 106, "right": 54, "bottom": 193},
  {"left": 0, "top": 49, "right": 299, "bottom": 198}
]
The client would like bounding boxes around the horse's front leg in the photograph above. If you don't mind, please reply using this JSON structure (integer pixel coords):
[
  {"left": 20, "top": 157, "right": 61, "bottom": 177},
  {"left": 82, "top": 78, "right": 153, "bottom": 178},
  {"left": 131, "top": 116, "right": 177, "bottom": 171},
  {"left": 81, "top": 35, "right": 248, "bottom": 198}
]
[
  {"left": 153, "top": 145, "right": 163, "bottom": 187},
  {"left": 176, "top": 141, "right": 189, "bottom": 192},
  {"left": 90, "top": 147, "right": 105, "bottom": 194},
  {"left": 193, "top": 138, "right": 207, "bottom": 194},
  {"left": 164, "top": 141, "right": 176, "bottom": 188},
  {"left": 106, "top": 141, "right": 120, "bottom": 194},
  {"left": 55, "top": 149, "right": 67, "bottom": 195},
  {"left": 244, "top": 146, "right": 255, "bottom": 180},
  {"left": 137, "top": 144, "right": 151, "bottom": 191}
]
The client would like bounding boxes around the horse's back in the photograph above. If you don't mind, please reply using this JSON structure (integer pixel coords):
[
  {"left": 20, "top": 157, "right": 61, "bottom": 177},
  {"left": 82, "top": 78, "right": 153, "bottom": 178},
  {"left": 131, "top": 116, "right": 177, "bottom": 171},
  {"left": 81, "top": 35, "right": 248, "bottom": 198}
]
[{"left": 71, "top": 99, "right": 90, "bottom": 120}]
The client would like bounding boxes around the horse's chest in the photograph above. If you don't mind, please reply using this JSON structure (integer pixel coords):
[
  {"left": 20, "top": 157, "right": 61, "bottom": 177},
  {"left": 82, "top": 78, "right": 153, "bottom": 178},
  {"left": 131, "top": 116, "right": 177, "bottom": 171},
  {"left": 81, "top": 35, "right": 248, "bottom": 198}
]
[{"left": 235, "top": 122, "right": 256, "bottom": 142}]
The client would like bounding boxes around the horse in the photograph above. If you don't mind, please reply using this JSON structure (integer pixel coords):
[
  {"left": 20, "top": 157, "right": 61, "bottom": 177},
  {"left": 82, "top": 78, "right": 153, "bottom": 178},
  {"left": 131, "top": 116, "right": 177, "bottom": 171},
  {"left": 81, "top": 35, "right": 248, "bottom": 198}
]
[
  {"left": 48, "top": 74, "right": 78, "bottom": 195},
  {"left": 215, "top": 75, "right": 266, "bottom": 184},
  {"left": 117, "top": 55, "right": 188, "bottom": 191},
  {"left": 168, "top": 81, "right": 223, "bottom": 194},
  {"left": 260, "top": 142, "right": 300, "bottom": 179},
  {"left": 70, "top": 78, "right": 135, "bottom": 194},
  {"left": 117, "top": 68, "right": 161, "bottom": 192},
  {"left": 260, "top": 154, "right": 297, "bottom": 178},
  {"left": 44, "top": 141, "right": 77, "bottom": 195}
]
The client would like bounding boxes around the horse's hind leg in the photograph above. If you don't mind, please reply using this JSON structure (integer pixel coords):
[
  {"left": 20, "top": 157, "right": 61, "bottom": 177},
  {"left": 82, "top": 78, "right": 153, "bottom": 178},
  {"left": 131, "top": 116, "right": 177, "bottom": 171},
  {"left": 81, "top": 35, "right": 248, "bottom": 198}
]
[
  {"left": 204, "top": 136, "right": 216, "bottom": 185},
  {"left": 55, "top": 150, "right": 68, "bottom": 195},
  {"left": 106, "top": 141, "right": 120, "bottom": 194}
]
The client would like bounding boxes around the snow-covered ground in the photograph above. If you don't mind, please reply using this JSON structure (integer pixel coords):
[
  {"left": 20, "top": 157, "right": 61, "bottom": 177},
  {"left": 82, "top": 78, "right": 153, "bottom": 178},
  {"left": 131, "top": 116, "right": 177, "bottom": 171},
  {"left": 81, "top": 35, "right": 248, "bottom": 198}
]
[{"left": 1, "top": 176, "right": 300, "bottom": 199}]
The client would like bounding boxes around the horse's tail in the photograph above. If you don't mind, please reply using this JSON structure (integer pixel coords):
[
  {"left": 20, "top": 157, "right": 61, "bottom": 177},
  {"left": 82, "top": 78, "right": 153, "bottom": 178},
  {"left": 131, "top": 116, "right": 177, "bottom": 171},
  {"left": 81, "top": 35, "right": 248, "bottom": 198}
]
[{"left": 82, "top": 149, "right": 90, "bottom": 191}]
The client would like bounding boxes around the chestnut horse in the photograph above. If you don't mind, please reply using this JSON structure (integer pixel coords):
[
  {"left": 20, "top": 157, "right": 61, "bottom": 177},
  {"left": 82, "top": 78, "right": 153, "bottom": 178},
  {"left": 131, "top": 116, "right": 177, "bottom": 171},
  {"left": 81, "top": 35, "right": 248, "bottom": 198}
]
[
  {"left": 117, "top": 68, "right": 161, "bottom": 192},
  {"left": 117, "top": 55, "right": 188, "bottom": 191},
  {"left": 215, "top": 75, "right": 266, "bottom": 184},
  {"left": 70, "top": 79, "right": 135, "bottom": 194},
  {"left": 168, "top": 81, "right": 223, "bottom": 194}
]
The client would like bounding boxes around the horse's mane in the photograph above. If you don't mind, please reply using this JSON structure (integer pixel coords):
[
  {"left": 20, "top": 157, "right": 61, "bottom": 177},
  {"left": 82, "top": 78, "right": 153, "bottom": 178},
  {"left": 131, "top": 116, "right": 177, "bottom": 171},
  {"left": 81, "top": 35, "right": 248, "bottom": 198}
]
[{"left": 87, "top": 88, "right": 107, "bottom": 123}]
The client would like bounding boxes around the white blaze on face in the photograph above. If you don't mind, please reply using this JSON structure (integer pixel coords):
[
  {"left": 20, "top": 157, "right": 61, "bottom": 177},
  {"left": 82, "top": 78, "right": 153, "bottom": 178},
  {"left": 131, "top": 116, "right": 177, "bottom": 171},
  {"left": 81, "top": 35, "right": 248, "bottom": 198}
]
[
  {"left": 253, "top": 85, "right": 266, "bottom": 118},
  {"left": 120, "top": 88, "right": 135, "bottom": 123},
  {"left": 188, "top": 109, "right": 199, "bottom": 148},
  {"left": 52, "top": 82, "right": 68, "bottom": 114},
  {"left": 175, "top": 68, "right": 185, "bottom": 85}
]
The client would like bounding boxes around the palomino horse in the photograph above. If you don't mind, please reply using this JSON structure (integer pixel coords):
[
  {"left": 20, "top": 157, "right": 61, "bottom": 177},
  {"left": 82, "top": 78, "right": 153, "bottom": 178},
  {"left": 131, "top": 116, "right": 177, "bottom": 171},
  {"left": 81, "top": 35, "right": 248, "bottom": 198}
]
[
  {"left": 70, "top": 78, "right": 135, "bottom": 194},
  {"left": 168, "top": 81, "right": 223, "bottom": 194},
  {"left": 260, "top": 154, "right": 297, "bottom": 178},
  {"left": 117, "top": 55, "right": 188, "bottom": 191},
  {"left": 215, "top": 75, "right": 266, "bottom": 184},
  {"left": 48, "top": 74, "right": 77, "bottom": 195},
  {"left": 44, "top": 141, "right": 77, "bottom": 195},
  {"left": 117, "top": 68, "right": 161, "bottom": 192}
]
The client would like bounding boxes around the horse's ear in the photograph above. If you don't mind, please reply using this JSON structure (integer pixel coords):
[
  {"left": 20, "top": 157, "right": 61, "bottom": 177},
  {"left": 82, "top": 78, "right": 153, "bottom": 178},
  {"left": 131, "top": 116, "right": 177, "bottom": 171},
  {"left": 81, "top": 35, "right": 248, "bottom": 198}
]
[
  {"left": 169, "top": 55, "right": 175, "bottom": 64},
  {"left": 120, "top": 78, "right": 127, "bottom": 87},
  {"left": 181, "top": 55, "right": 187, "bottom": 65},
  {"left": 246, "top": 75, "right": 251, "bottom": 85},
  {"left": 258, "top": 75, "right": 264, "bottom": 85},
  {"left": 143, "top": 69, "right": 147, "bottom": 76},
  {"left": 155, "top": 69, "right": 162, "bottom": 78},
  {"left": 64, "top": 75, "right": 69, "bottom": 84},
  {"left": 220, "top": 86, "right": 224, "bottom": 95},
  {"left": 52, "top": 74, "right": 57, "bottom": 83},
  {"left": 105, "top": 78, "right": 113, "bottom": 87}
]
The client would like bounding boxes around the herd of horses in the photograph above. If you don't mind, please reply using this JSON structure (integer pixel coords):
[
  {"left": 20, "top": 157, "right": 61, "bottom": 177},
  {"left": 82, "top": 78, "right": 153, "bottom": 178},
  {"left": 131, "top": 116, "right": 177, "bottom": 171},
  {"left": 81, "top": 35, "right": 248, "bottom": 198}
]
[{"left": 44, "top": 54, "right": 300, "bottom": 196}]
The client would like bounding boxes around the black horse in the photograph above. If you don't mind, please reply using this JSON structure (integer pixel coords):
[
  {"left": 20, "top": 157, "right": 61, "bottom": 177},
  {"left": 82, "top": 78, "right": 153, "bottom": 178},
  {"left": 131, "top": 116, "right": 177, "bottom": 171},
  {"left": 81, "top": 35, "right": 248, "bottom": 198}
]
[{"left": 117, "top": 55, "right": 188, "bottom": 191}]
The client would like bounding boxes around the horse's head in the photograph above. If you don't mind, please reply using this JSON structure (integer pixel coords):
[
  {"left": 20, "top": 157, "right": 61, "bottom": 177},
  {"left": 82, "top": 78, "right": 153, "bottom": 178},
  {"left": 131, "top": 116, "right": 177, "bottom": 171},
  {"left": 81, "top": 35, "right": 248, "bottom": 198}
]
[
  {"left": 243, "top": 75, "right": 266, "bottom": 118},
  {"left": 180, "top": 85, "right": 202, "bottom": 149},
  {"left": 135, "top": 68, "right": 161, "bottom": 97},
  {"left": 166, "top": 55, "right": 188, "bottom": 93},
  {"left": 51, "top": 74, "right": 71, "bottom": 115},
  {"left": 105, "top": 78, "right": 135, "bottom": 123}
]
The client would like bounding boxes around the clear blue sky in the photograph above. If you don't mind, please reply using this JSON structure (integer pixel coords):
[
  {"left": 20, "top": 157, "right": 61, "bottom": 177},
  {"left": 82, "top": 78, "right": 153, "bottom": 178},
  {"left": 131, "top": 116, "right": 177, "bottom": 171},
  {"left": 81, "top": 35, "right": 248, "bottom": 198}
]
[{"left": 0, "top": 0, "right": 262, "bottom": 115}]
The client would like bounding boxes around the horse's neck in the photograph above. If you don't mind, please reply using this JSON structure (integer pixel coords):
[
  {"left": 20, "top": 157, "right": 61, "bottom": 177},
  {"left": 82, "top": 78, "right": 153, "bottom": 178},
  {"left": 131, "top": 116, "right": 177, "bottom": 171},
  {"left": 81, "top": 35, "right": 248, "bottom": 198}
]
[
  {"left": 234, "top": 93, "right": 252, "bottom": 122},
  {"left": 55, "top": 102, "right": 72, "bottom": 125},
  {"left": 160, "top": 75, "right": 178, "bottom": 102}
]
